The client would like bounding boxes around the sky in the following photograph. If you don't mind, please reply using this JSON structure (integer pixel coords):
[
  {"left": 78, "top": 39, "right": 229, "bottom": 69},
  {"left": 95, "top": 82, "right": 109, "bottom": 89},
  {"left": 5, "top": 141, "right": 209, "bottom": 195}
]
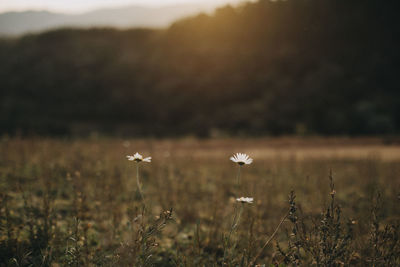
[{"left": 0, "top": 0, "right": 245, "bottom": 13}]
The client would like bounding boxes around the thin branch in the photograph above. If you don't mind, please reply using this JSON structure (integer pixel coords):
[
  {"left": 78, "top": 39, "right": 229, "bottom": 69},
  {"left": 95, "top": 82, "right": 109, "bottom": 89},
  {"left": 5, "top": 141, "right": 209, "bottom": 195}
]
[{"left": 249, "top": 209, "right": 290, "bottom": 266}]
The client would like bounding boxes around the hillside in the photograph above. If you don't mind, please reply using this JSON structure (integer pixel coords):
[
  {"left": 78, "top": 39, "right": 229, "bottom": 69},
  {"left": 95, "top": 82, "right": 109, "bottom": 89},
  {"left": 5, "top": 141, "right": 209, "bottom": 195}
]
[
  {"left": 0, "top": 4, "right": 217, "bottom": 35},
  {"left": 0, "top": 0, "right": 399, "bottom": 136}
]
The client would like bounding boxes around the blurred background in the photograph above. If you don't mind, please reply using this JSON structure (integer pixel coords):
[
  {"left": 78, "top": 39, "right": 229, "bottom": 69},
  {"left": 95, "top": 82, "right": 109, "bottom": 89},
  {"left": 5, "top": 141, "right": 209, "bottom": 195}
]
[{"left": 0, "top": 0, "right": 399, "bottom": 138}]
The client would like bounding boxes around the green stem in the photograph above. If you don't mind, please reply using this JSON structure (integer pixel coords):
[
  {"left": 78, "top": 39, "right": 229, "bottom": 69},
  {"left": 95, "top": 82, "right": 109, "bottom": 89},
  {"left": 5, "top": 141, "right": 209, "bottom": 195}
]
[
  {"left": 136, "top": 163, "right": 145, "bottom": 202},
  {"left": 232, "top": 203, "right": 243, "bottom": 231},
  {"left": 236, "top": 165, "right": 242, "bottom": 186}
]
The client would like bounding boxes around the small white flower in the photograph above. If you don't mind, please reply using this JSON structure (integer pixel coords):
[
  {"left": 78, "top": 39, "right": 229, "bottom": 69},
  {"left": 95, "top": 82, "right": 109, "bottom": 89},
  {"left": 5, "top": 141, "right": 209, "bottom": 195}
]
[
  {"left": 126, "top": 152, "right": 151, "bottom": 163},
  {"left": 236, "top": 197, "right": 254, "bottom": 204},
  {"left": 230, "top": 153, "right": 253, "bottom": 165}
]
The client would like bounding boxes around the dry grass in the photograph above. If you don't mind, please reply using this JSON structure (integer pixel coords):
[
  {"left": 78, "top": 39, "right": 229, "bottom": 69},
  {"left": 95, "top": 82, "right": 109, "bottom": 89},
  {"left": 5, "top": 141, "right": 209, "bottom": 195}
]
[{"left": 0, "top": 137, "right": 399, "bottom": 266}]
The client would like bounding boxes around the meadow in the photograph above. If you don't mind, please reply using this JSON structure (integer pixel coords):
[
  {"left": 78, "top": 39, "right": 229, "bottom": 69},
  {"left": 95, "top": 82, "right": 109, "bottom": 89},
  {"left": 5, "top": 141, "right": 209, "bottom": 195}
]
[{"left": 0, "top": 137, "right": 399, "bottom": 266}]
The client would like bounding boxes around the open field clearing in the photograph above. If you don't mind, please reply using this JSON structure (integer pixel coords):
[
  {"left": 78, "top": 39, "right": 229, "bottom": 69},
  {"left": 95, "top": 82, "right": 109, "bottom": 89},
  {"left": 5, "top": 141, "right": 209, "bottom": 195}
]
[
  {"left": 1, "top": 137, "right": 399, "bottom": 266},
  {"left": 155, "top": 138, "right": 400, "bottom": 162},
  {"left": 1, "top": 0, "right": 399, "bottom": 265}
]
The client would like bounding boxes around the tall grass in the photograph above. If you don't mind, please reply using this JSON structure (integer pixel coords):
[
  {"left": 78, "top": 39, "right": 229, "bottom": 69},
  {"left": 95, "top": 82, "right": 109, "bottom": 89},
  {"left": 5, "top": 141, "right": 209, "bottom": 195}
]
[{"left": 0, "top": 138, "right": 399, "bottom": 266}]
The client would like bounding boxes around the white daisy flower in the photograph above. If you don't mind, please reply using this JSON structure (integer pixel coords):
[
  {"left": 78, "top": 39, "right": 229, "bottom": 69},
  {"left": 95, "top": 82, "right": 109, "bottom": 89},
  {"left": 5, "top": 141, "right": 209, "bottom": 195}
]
[
  {"left": 236, "top": 197, "right": 254, "bottom": 204},
  {"left": 230, "top": 153, "right": 253, "bottom": 165},
  {"left": 126, "top": 152, "right": 151, "bottom": 163}
]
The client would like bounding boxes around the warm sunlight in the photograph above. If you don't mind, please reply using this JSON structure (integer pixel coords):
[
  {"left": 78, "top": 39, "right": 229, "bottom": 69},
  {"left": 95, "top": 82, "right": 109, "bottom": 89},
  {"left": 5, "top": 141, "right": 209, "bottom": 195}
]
[
  {"left": 1, "top": 0, "right": 399, "bottom": 265},
  {"left": 0, "top": 0, "right": 243, "bottom": 13}
]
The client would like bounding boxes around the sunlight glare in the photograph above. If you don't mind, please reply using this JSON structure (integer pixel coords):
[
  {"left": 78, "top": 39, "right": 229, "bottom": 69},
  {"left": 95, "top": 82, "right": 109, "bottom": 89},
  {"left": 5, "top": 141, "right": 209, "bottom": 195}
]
[{"left": 0, "top": 0, "right": 244, "bottom": 13}]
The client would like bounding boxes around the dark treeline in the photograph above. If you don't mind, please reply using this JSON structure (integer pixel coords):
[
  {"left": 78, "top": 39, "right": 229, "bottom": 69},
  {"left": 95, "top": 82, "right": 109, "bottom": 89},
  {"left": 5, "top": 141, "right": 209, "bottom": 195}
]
[{"left": 1, "top": 0, "right": 399, "bottom": 137}]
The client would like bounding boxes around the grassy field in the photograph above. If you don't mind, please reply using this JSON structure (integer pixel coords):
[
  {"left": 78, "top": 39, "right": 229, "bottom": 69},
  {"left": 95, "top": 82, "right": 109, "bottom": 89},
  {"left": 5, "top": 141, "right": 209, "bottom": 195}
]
[{"left": 1, "top": 137, "right": 399, "bottom": 266}]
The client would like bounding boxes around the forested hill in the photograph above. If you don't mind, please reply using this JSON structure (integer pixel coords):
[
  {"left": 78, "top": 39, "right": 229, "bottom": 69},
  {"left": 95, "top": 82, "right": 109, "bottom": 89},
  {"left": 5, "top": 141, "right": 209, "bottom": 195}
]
[
  {"left": 0, "top": 4, "right": 219, "bottom": 36},
  {"left": 1, "top": 0, "right": 399, "bottom": 137}
]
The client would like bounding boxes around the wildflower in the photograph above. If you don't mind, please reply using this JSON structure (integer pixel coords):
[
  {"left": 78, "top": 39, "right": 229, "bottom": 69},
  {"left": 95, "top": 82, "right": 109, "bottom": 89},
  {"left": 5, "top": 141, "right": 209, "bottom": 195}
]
[
  {"left": 230, "top": 153, "right": 253, "bottom": 165},
  {"left": 126, "top": 152, "right": 151, "bottom": 163},
  {"left": 236, "top": 197, "right": 254, "bottom": 204},
  {"left": 126, "top": 152, "right": 151, "bottom": 202},
  {"left": 230, "top": 153, "right": 252, "bottom": 187}
]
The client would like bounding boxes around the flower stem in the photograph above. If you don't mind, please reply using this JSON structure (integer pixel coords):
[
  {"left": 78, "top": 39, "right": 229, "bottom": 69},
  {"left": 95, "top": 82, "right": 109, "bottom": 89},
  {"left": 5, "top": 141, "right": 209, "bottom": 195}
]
[
  {"left": 236, "top": 165, "right": 242, "bottom": 186},
  {"left": 136, "top": 163, "right": 145, "bottom": 202}
]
